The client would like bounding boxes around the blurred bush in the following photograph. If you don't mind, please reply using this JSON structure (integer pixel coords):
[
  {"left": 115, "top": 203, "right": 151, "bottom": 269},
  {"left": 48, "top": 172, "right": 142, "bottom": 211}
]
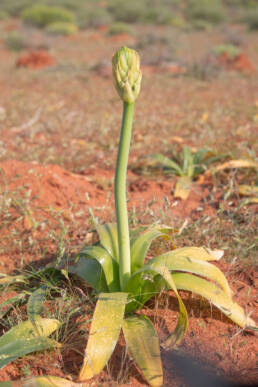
[
  {"left": 108, "top": 22, "right": 133, "bottom": 35},
  {"left": 46, "top": 22, "right": 78, "bottom": 35},
  {"left": 107, "top": 0, "right": 147, "bottom": 23},
  {"left": 4, "top": 31, "right": 29, "bottom": 51},
  {"left": 0, "top": 11, "right": 9, "bottom": 20},
  {"left": 187, "top": 0, "right": 225, "bottom": 24},
  {"left": 212, "top": 44, "right": 240, "bottom": 59},
  {"left": 77, "top": 7, "right": 113, "bottom": 29},
  {"left": 244, "top": 7, "right": 258, "bottom": 30},
  {"left": 21, "top": 4, "right": 75, "bottom": 27}
]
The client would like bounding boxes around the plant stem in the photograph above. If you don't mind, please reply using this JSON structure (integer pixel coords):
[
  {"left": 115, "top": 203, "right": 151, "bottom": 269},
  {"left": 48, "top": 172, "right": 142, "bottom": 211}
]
[{"left": 115, "top": 101, "right": 134, "bottom": 290}]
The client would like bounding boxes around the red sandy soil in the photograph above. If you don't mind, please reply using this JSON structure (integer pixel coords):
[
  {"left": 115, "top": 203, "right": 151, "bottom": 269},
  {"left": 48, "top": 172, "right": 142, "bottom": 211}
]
[
  {"left": 217, "top": 52, "right": 256, "bottom": 74},
  {"left": 16, "top": 50, "right": 56, "bottom": 70},
  {"left": 0, "top": 159, "right": 257, "bottom": 386}
]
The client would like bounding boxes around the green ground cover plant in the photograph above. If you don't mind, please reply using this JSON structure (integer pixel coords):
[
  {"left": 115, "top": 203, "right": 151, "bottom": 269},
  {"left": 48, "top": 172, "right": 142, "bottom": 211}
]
[
  {"left": 152, "top": 146, "right": 228, "bottom": 200},
  {"left": 186, "top": 0, "right": 226, "bottom": 24},
  {"left": 46, "top": 22, "right": 78, "bottom": 36},
  {"left": 108, "top": 22, "right": 133, "bottom": 36},
  {"left": 212, "top": 44, "right": 240, "bottom": 59},
  {"left": 21, "top": 5, "right": 75, "bottom": 28},
  {"left": 0, "top": 47, "right": 257, "bottom": 387}
]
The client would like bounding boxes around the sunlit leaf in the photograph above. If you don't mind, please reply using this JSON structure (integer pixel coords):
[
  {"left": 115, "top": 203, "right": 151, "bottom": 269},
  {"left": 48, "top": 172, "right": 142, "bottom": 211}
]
[
  {"left": 238, "top": 185, "right": 258, "bottom": 197},
  {"left": 174, "top": 176, "right": 192, "bottom": 200},
  {"left": 167, "top": 247, "right": 224, "bottom": 261},
  {"left": 122, "top": 315, "right": 163, "bottom": 387},
  {"left": 172, "top": 273, "right": 257, "bottom": 330},
  {"left": 79, "top": 292, "right": 128, "bottom": 380},
  {"left": 0, "top": 375, "right": 81, "bottom": 386},
  {"left": 0, "top": 317, "right": 60, "bottom": 369},
  {"left": 22, "top": 375, "right": 81, "bottom": 386},
  {"left": 78, "top": 245, "right": 120, "bottom": 292},
  {"left": 213, "top": 159, "right": 258, "bottom": 173},
  {"left": 0, "top": 273, "right": 27, "bottom": 285},
  {"left": 96, "top": 223, "right": 119, "bottom": 262},
  {"left": 149, "top": 252, "right": 232, "bottom": 296}
]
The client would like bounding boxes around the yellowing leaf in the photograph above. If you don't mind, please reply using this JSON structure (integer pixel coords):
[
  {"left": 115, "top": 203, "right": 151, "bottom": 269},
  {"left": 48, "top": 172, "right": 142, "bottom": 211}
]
[
  {"left": 79, "top": 292, "right": 128, "bottom": 381},
  {"left": 174, "top": 176, "right": 192, "bottom": 200},
  {"left": 22, "top": 375, "right": 81, "bottom": 386},
  {"left": 167, "top": 247, "right": 223, "bottom": 261},
  {"left": 122, "top": 315, "right": 163, "bottom": 387},
  {"left": 172, "top": 273, "right": 257, "bottom": 330},
  {"left": 238, "top": 185, "right": 258, "bottom": 197},
  {"left": 214, "top": 159, "right": 258, "bottom": 172}
]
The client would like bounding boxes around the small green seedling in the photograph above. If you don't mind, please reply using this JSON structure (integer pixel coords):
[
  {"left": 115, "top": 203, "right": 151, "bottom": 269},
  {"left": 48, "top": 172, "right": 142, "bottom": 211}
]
[{"left": 153, "top": 146, "right": 227, "bottom": 199}]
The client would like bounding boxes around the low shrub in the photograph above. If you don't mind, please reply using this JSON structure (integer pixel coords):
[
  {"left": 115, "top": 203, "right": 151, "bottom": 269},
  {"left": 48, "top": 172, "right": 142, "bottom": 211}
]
[
  {"left": 187, "top": 0, "right": 225, "bottom": 24},
  {"left": 77, "top": 7, "right": 113, "bottom": 29},
  {"left": 21, "top": 4, "right": 75, "bottom": 28},
  {"left": 0, "top": 0, "right": 34, "bottom": 17},
  {"left": 107, "top": 0, "right": 147, "bottom": 23},
  {"left": 4, "top": 31, "right": 29, "bottom": 51},
  {"left": 212, "top": 44, "right": 240, "bottom": 59},
  {"left": 108, "top": 22, "right": 133, "bottom": 35},
  {"left": 0, "top": 11, "right": 9, "bottom": 20},
  {"left": 143, "top": 7, "right": 176, "bottom": 24},
  {"left": 46, "top": 22, "right": 78, "bottom": 35},
  {"left": 244, "top": 7, "right": 258, "bottom": 30}
]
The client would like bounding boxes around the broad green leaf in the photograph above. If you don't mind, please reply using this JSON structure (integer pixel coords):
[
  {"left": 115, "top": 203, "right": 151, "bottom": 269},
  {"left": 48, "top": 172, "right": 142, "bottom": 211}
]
[
  {"left": 0, "top": 382, "right": 12, "bottom": 386},
  {"left": 66, "top": 255, "right": 108, "bottom": 292},
  {"left": 128, "top": 263, "right": 188, "bottom": 348},
  {"left": 122, "top": 315, "right": 163, "bottom": 387},
  {"left": 174, "top": 176, "right": 192, "bottom": 200},
  {"left": 182, "top": 146, "right": 194, "bottom": 177},
  {"left": 0, "top": 317, "right": 60, "bottom": 369},
  {"left": 152, "top": 154, "right": 183, "bottom": 176},
  {"left": 213, "top": 159, "right": 258, "bottom": 173},
  {"left": 78, "top": 245, "right": 120, "bottom": 292},
  {"left": 130, "top": 227, "right": 174, "bottom": 273},
  {"left": 168, "top": 247, "right": 224, "bottom": 261},
  {"left": 0, "top": 337, "right": 58, "bottom": 369},
  {"left": 0, "top": 317, "right": 60, "bottom": 348},
  {"left": 27, "top": 287, "right": 46, "bottom": 323},
  {"left": 149, "top": 252, "right": 232, "bottom": 296},
  {"left": 79, "top": 292, "right": 128, "bottom": 380},
  {"left": 0, "top": 273, "right": 27, "bottom": 285},
  {"left": 172, "top": 273, "right": 257, "bottom": 330},
  {"left": 96, "top": 223, "right": 119, "bottom": 262}
]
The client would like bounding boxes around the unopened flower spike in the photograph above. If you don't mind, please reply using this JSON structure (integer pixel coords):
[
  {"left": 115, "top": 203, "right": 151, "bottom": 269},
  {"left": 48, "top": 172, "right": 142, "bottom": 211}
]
[{"left": 112, "top": 46, "right": 142, "bottom": 104}]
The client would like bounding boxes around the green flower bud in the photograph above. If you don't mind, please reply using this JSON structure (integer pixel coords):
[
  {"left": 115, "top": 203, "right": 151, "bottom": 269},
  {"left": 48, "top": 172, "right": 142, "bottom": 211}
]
[{"left": 112, "top": 46, "right": 142, "bottom": 104}]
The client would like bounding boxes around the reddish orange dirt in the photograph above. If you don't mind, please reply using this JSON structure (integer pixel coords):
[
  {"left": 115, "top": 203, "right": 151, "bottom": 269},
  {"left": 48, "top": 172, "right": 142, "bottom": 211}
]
[
  {"left": 0, "top": 160, "right": 257, "bottom": 386},
  {"left": 16, "top": 50, "right": 56, "bottom": 70},
  {"left": 217, "top": 52, "right": 256, "bottom": 74}
]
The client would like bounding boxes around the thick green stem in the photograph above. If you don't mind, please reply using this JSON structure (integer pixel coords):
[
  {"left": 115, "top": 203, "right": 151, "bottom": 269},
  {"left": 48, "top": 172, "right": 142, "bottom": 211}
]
[{"left": 115, "top": 102, "right": 134, "bottom": 290}]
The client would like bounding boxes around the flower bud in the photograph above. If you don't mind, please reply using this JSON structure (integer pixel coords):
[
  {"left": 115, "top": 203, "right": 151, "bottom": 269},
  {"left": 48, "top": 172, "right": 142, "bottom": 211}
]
[{"left": 112, "top": 46, "right": 142, "bottom": 103}]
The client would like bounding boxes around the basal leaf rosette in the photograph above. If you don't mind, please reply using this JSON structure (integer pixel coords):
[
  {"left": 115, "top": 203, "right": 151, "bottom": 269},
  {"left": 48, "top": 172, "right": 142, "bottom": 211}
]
[{"left": 112, "top": 46, "right": 142, "bottom": 103}]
